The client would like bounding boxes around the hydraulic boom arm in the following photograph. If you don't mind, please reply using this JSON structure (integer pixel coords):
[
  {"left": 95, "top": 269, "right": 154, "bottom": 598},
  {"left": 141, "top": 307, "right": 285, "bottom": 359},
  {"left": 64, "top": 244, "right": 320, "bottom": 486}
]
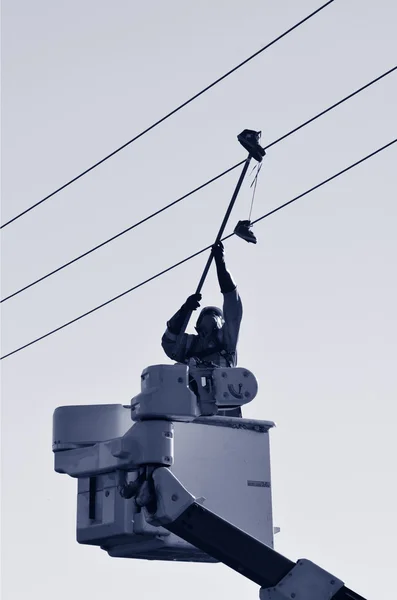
[{"left": 145, "top": 467, "right": 367, "bottom": 600}]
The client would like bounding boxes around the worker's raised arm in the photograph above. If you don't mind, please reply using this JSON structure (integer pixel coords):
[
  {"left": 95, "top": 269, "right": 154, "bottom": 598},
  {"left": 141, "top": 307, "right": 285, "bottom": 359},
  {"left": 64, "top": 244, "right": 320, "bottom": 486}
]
[
  {"left": 213, "top": 242, "right": 236, "bottom": 295},
  {"left": 161, "top": 293, "right": 202, "bottom": 363},
  {"left": 213, "top": 243, "right": 243, "bottom": 362}
]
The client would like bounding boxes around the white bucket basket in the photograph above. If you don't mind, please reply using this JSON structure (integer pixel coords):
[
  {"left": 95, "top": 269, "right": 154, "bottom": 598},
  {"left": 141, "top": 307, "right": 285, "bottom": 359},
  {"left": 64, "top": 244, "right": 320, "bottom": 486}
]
[{"left": 53, "top": 404, "right": 275, "bottom": 562}]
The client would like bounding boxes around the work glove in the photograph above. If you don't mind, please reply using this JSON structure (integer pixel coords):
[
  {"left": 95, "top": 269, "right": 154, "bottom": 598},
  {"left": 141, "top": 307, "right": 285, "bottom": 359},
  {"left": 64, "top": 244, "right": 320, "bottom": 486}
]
[
  {"left": 184, "top": 293, "right": 202, "bottom": 311},
  {"left": 212, "top": 241, "right": 225, "bottom": 262},
  {"left": 166, "top": 293, "right": 202, "bottom": 335}
]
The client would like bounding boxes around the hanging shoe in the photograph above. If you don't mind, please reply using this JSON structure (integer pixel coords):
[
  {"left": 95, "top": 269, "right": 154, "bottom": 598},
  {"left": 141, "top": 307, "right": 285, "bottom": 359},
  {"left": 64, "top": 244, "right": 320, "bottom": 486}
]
[
  {"left": 234, "top": 220, "right": 257, "bottom": 244},
  {"left": 237, "top": 130, "right": 266, "bottom": 162}
]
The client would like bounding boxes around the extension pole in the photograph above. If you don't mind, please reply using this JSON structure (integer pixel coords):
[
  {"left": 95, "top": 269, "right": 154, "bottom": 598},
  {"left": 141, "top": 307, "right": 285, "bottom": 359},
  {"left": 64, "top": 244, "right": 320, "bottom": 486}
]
[
  {"left": 195, "top": 154, "right": 251, "bottom": 294},
  {"left": 174, "top": 154, "right": 252, "bottom": 353}
]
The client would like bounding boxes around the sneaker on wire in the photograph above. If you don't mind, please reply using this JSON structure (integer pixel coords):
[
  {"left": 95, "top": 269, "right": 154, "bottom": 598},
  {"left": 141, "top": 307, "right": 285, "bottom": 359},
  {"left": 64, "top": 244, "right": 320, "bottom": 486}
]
[
  {"left": 237, "top": 130, "right": 266, "bottom": 162},
  {"left": 234, "top": 220, "right": 257, "bottom": 244}
]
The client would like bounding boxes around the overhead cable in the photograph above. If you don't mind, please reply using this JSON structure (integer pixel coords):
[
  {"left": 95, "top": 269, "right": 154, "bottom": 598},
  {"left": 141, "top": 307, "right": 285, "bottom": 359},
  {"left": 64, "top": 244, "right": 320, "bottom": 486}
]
[
  {"left": 1, "top": 137, "right": 395, "bottom": 361},
  {"left": 0, "top": 162, "right": 244, "bottom": 302},
  {"left": 0, "top": 0, "right": 335, "bottom": 229},
  {"left": 265, "top": 65, "right": 397, "bottom": 150},
  {"left": 2, "top": 65, "right": 396, "bottom": 304}
]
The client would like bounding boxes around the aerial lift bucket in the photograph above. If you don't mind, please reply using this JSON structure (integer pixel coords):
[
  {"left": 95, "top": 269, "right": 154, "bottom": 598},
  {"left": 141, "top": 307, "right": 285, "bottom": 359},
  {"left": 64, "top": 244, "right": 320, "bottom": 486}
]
[{"left": 52, "top": 364, "right": 275, "bottom": 562}]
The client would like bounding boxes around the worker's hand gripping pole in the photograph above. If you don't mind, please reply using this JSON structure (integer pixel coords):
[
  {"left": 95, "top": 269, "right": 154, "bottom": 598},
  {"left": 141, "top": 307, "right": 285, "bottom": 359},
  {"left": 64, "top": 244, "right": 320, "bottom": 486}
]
[{"left": 174, "top": 155, "right": 252, "bottom": 353}]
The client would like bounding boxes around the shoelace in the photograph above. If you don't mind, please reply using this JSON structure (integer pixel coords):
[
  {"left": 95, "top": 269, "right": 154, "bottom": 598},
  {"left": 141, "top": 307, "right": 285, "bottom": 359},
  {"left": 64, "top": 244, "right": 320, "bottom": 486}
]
[{"left": 248, "top": 161, "right": 263, "bottom": 221}]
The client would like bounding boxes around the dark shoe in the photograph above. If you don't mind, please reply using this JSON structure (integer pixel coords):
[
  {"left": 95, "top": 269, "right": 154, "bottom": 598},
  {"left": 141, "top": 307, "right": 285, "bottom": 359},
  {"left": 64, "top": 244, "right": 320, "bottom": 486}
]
[
  {"left": 234, "top": 220, "right": 257, "bottom": 244},
  {"left": 237, "top": 129, "right": 266, "bottom": 162}
]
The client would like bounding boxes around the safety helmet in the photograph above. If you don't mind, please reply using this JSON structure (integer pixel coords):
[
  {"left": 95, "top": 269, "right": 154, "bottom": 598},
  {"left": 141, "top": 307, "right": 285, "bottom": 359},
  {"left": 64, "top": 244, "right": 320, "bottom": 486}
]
[{"left": 195, "top": 306, "right": 224, "bottom": 331}]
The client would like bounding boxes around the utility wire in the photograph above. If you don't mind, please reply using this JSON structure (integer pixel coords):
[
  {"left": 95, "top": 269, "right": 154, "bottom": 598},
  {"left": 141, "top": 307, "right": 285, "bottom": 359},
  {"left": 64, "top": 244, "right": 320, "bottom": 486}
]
[
  {"left": 0, "top": 0, "right": 335, "bottom": 229},
  {"left": 2, "top": 137, "right": 395, "bottom": 361},
  {"left": 265, "top": 65, "right": 397, "bottom": 150},
  {"left": 2, "top": 64, "right": 396, "bottom": 304},
  {"left": 0, "top": 162, "right": 244, "bottom": 302}
]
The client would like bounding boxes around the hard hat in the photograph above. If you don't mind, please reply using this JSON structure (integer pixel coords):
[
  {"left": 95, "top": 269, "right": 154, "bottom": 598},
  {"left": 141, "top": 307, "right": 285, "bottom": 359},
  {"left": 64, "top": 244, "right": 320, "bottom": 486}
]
[{"left": 196, "top": 306, "right": 224, "bottom": 329}]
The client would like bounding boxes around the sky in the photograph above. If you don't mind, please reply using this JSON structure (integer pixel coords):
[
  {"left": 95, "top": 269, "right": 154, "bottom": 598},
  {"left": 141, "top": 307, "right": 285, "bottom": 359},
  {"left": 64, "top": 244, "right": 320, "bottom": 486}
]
[{"left": 1, "top": 0, "right": 396, "bottom": 598}]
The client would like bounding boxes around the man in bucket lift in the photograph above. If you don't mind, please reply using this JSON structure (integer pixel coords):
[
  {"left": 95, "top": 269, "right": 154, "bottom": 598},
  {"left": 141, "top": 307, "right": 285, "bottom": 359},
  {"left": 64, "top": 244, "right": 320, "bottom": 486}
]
[
  {"left": 162, "top": 242, "right": 242, "bottom": 367},
  {"left": 162, "top": 130, "right": 262, "bottom": 376},
  {"left": 162, "top": 242, "right": 243, "bottom": 415}
]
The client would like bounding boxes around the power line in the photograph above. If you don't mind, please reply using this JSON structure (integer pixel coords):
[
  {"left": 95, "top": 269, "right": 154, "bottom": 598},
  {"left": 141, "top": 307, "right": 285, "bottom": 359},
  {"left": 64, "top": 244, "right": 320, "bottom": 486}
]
[
  {"left": 0, "top": 0, "right": 336, "bottom": 229},
  {"left": 2, "top": 137, "right": 395, "bottom": 361},
  {"left": 0, "top": 162, "right": 244, "bottom": 302},
  {"left": 265, "top": 65, "right": 397, "bottom": 150},
  {"left": 2, "top": 64, "right": 396, "bottom": 304},
  {"left": 251, "top": 139, "right": 396, "bottom": 225}
]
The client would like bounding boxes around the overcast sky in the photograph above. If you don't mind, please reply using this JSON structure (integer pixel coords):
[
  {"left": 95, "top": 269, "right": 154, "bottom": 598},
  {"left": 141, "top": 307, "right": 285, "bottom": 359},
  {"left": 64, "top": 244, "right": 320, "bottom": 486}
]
[{"left": 1, "top": 1, "right": 396, "bottom": 599}]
